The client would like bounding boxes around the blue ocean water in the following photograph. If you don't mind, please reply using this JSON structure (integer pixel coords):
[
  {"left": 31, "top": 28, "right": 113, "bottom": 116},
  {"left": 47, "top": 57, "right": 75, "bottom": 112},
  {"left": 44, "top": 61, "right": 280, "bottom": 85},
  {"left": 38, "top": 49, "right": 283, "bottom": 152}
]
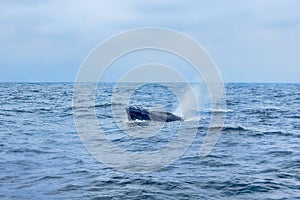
[{"left": 0, "top": 82, "right": 299, "bottom": 199}]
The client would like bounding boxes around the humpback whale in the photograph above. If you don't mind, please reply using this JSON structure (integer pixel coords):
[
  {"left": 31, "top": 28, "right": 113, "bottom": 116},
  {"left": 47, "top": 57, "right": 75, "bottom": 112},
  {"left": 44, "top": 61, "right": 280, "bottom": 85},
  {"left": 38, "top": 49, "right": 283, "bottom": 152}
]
[{"left": 126, "top": 106, "right": 183, "bottom": 122}]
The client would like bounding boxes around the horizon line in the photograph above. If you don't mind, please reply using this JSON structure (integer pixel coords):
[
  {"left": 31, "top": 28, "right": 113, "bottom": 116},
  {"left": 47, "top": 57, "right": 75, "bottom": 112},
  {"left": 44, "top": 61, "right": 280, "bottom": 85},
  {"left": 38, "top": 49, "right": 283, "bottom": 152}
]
[{"left": 0, "top": 81, "right": 299, "bottom": 84}]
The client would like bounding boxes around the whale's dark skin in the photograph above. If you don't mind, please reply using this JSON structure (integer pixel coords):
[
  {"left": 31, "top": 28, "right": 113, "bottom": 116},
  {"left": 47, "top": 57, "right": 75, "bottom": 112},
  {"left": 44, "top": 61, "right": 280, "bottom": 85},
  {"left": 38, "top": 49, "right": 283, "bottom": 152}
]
[{"left": 126, "top": 106, "right": 183, "bottom": 122}]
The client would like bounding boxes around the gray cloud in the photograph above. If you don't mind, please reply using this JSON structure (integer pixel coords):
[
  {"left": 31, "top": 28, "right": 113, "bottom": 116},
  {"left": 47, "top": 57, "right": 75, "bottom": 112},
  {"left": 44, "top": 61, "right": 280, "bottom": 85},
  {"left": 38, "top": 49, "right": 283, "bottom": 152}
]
[{"left": 0, "top": 0, "right": 299, "bottom": 82}]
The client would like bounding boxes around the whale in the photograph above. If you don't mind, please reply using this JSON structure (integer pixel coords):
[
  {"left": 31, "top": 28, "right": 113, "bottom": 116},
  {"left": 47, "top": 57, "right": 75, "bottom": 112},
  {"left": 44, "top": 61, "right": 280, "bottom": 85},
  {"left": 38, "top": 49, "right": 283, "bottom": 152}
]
[{"left": 126, "top": 106, "right": 183, "bottom": 122}]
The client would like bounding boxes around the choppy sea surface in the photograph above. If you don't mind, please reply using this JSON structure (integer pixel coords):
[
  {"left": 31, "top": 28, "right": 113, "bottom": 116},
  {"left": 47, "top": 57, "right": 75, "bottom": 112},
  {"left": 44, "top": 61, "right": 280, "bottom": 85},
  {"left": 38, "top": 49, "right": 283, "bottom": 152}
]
[{"left": 0, "top": 82, "right": 299, "bottom": 199}]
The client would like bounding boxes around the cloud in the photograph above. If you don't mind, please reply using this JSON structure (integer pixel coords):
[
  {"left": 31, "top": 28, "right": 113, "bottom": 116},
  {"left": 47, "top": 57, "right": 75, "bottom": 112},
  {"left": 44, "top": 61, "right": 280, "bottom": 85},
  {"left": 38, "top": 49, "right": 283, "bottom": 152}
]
[
  {"left": 0, "top": 0, "right": 135, "bottom": 48},
  {"left": 0, "top": 0, "right": 300, "bottom": 82}
]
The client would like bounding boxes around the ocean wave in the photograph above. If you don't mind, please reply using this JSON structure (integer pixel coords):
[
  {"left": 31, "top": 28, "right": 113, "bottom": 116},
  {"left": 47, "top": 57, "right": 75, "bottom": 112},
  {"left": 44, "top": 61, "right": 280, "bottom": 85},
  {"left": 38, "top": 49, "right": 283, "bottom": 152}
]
[
  {"left": 1, "top": 109, "right": 34, "bottom": 114},
  {"left": 203, "top": 180, "right": 284, "bottom": 195},
  {"left": 36, "top": 175, "right": 63, "bottom": 181},
  {"left": 222, "top": 125, "right": 247, "bottom": 132},
  {"left": 288, "top": 115, "right": 300, "bottom": 119},
  {"left": 264, "top": 131, "right": 293, "bottom": 136},
  {"left": 72, "top": 102, "right": 126, "bottom": 110},
  {"left": 58, "top": 184, "right": 82, "bottom": 192},
  {"left": 267, "top": 150, "right": 293, "bottom": 156},
  {"left": 95, "top": 102, "right": 125, "bottom": 108},
  {"left": 242, "top": 107, "right": 281, "bottom": 114},
  {"left": 97, "top": 114, "right": 113, "bottom": 119},
  {"left": 186, "top": 125, "right": 247, "bottom": 132},
  {"left": 6, "top": 148, "right": 52, "bottom": 154},
  {"left": 282, "top": 160, "right": 300, "bottom": 169},
  {"left": 251, "top": 130, "right": 295, "bottom": 137},
  {"left": 210, "top": 108, "right": 233, "bottom": 113}
]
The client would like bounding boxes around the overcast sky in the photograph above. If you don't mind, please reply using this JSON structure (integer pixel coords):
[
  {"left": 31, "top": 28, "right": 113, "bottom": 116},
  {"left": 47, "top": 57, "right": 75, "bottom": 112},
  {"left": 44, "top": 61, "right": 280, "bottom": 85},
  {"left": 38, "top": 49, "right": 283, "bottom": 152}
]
[{"left": 0, "top": 0, "right": 299, "bottom": 82}]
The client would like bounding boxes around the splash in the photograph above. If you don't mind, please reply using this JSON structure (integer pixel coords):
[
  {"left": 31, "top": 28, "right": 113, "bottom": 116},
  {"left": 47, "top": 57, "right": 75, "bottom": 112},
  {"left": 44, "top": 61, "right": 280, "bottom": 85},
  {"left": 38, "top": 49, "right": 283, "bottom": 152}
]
[{"left": 174, "top": 84, "right": 209, "bottom": 121}]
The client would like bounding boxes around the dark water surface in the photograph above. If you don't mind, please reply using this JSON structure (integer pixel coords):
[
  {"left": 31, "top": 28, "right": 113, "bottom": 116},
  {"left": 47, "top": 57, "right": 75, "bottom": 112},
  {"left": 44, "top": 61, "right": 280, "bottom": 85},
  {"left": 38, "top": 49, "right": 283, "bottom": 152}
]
[{"left": 0, "top": 83, "right": 299, "bottom": 199}]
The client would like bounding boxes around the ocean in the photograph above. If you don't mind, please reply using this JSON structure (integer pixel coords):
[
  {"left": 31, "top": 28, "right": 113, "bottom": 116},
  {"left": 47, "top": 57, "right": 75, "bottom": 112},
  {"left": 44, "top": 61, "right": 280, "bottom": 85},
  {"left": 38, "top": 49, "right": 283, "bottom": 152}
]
[{"left": 0, "top": 82, "right": 299, "bottom": 199}]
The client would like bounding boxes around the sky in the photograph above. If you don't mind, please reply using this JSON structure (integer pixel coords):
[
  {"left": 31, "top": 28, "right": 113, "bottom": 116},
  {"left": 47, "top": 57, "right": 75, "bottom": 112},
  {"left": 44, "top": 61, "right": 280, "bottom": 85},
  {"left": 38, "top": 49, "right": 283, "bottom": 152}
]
[{"left": 0, "top": 0, "right": 299, "bottom": 82}]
